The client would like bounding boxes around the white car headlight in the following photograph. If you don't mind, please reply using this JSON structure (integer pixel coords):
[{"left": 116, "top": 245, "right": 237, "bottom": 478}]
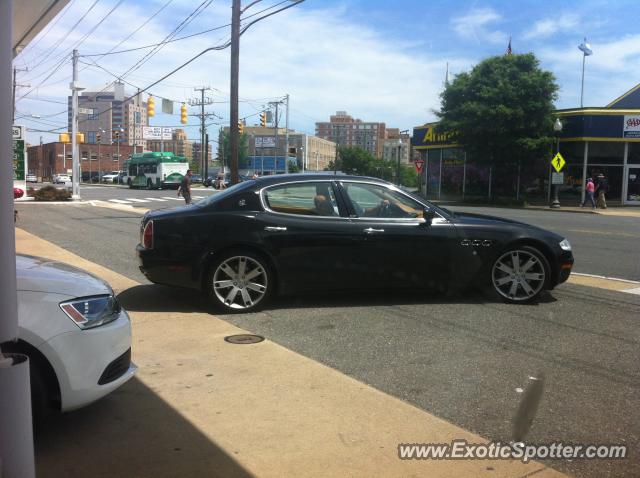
[
  {"left": 60, "top": 295, "right": 121, "bottom": 330},
  {"left": 559, "top": 238, "right": 572, "bottom": 251}
]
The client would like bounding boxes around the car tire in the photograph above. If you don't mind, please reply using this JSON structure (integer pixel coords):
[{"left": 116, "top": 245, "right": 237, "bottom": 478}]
[
  {"left": 490, "top": 245, "right": 550, "bottom": 303},
  {"left": 206, "top": 250, "right": 273, "bottom": 313}
]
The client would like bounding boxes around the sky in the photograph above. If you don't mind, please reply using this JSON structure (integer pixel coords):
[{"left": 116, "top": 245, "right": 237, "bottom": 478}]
[{"left": 13, "top": 0, "right": 640, "bottom": 146}]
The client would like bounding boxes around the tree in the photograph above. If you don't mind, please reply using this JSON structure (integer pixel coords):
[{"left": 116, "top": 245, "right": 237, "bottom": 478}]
[
  {"left": 326, "top": 146, "right": 377, "bottom": 175},
  {"left": 437, "top": 53, "right": 558, "bottom": 173},
  {"left": 217, "top": 130, "right": 249, "bottom": 169}
]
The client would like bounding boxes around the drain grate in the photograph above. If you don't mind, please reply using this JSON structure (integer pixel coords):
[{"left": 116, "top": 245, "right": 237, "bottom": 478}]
[{"left": 224, "top": 334, "right": 265, "bottom": 344}]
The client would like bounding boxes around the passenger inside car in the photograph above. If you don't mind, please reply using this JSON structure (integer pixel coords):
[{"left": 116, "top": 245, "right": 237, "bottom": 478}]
[{"left": 313, "top": 194, "right": 336, "bottom": 216}]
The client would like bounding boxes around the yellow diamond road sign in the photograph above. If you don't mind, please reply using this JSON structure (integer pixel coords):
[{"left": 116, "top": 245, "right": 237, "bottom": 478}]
[{"left": 551, "top": 152, "right": 566, "bottom": 173}]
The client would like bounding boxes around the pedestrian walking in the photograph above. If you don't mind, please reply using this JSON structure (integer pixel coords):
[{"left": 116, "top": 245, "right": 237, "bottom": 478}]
[
  {"left": 595, "top": 173, "right": 608, "bottom": 209},
  {"left": 177, "top": 169, "right": 193, "bottom": 205},
  {"left": 581, "top": 177, "right": 596, "bottom": 209}
]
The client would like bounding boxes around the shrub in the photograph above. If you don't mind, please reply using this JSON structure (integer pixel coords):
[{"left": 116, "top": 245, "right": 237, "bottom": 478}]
[{"left": 34, "top": 185, "right": 71, "bottom": 201}]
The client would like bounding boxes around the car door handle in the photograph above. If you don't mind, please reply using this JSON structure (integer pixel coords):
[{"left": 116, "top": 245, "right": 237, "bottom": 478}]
[
  {"left": 264, "top": 226, "right": 287, "bottom": 232},
  {"left": 363, "top": 227, "right": 384, "bottom": 234}
]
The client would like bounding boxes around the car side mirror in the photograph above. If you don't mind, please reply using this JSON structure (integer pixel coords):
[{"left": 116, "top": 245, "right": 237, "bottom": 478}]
[{"left": 422, "top": 208, "right": 435, "bottom": 226}]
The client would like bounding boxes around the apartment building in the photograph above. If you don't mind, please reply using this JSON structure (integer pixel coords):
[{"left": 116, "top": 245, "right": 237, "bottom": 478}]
[{"left": 315, "top": 111, "right": 386, "bottom": 158}]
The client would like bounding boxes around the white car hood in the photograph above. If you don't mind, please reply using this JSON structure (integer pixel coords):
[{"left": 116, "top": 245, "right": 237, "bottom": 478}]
[{"left": 16, "top": 254, "right": 113, "bottom": 298}]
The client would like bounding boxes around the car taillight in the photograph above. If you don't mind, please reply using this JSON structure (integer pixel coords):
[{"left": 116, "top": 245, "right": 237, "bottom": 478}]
[
  {"left": 13, "top": 188, "right": 24, "bottom": 199},
  {"left": 143, "top": 220, "right": 154, "bottom": 249}
]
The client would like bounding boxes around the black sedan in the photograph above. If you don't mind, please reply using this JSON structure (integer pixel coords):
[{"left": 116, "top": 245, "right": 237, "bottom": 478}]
[{"left": 137, "top": 175, "right": 574, "bottom": 312}]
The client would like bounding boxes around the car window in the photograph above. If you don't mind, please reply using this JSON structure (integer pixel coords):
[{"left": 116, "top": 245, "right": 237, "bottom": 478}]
[
  {"left": 342, "top": 182, "right": 424, "bottom": 219},
  {"left": 264, "top": 182, "right": 339, "bottom": 217}
]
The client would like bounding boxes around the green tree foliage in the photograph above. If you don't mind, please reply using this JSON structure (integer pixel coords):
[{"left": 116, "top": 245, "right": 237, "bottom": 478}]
[
  {"left": 217, "top": 130, "right": 249, "bottom": 168},
  {"left": 325, "top": 146, "right": 417, "bottom": 186},
  {"left": 437, "top": 53, "right": 558, "bottom": 169}
]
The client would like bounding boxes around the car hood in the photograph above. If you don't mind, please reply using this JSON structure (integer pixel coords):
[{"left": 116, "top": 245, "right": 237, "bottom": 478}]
[
  {"left": 16, "top": 254, "right": 113, "bottom": 298},
  {"left": 451, "top": 211, "right": 564, "bottom": 240}
]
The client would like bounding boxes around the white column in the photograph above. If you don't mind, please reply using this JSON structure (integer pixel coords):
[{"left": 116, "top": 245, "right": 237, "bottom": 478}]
[
  {"left": 580, "top": 142, "right": 589, "bottom": 205},
  {"left": 0, "top": 0, "right": 36, "bottom": 475},
  {"left": 622, "top": 142, "right": 629, "bottom": 204}
]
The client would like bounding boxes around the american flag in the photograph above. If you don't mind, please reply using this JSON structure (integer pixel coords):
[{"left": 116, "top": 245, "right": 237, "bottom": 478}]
[{"left": 506, "top": 37, "right": 512, "bottom": 55}]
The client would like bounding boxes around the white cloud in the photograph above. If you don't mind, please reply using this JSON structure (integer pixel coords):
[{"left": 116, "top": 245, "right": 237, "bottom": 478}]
[
  {"left": 523, "top": 14, "right": 580, "bottom": 40},
  {"left": 451, "top": 7, "right": 507, "bottom": 45},
  {"left": 537, "top": 34, "right": 640, "bottom": 107},
  {"left": 15, "top": 1, "right": 473, "bottom": 145}
]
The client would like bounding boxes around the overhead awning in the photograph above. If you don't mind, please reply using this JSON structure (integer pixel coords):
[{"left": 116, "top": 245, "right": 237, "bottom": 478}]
[{"left": 12, "top": 0, "right": 70, "bottom": 57}]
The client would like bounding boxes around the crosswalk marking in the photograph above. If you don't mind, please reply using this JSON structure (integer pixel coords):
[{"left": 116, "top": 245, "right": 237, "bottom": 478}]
[
  {"left": 125, "top": 198, "right": 151, "bottom": 203},
  {"left": 109, "top": 199, "right": 132, "bottom": 204},
  {"left": 162, "top": 196, "right": 184, "bottom": 201},
  {"left": 144, "top": 197, "right": 168, "bottom": 202},
  {"left": 192, "top": 195, "right": 205, "bottom": 199}
]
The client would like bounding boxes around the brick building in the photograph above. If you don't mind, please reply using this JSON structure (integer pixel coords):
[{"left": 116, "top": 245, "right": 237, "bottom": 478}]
[
  {"left": 315, "top": 111, "right": 387, "bottom": 158},
  {"left": 27, "top": 141, "right": 134, "bottom": 181}
]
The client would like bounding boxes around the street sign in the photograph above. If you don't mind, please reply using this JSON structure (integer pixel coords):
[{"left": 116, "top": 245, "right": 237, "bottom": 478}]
[
  {"left": 143, "top": 126, "right": 173, "bottom": 140},
  {"left": 552, "top": 172, "right": 564, "bottom": 185},
  {"left": 78, "top": 107, "right": 94, "bottom": 115},
  {"left": 414, "top": 159, "right": 425, "bottom": 174},
  {"left": 551, "top": 152, "right": 565, "bottom": 173}
]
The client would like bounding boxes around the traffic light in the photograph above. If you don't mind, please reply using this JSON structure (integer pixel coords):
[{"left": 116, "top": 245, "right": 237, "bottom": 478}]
[
  {"left": 114, "top": 130, "right": 120, "bottom": 140},
  {"left": 59, "top": 133, "right": 70, "bottom": 143},
  {"left": 238, "top": 121, "right": 244, "bottom": 134},
  {"left": 147, "top": 95, "right": 155, "bottom": 117},
  {"left": 180, "top": 103, "right": 187, "bottom": 124},
  {"left": 260, "top": 111, "right": 266, "bottom": 127},
  {"left": 96, "top": 132, "right": 101, "bottom": 144}
]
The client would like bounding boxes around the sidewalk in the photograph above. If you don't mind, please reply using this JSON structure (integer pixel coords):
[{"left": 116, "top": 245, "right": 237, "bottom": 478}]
[{"left": 433, "top": 200, "right": 640, "bottom": 218}]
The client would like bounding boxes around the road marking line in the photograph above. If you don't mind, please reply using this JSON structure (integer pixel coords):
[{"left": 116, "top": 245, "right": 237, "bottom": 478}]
[
  {"left": 109, "top": 199, "right": 132, "bottom": 204},
  {"left": 144, "top": 197, "right": 168, "bottom": 202},
  {"left": 162, "top": 196, "right": 183, "bottom": 201},
  {"left": 192, "top": 195, "right": 205, "bottom": 199},
  {"left": 125, "top": 198, "right": 151, "bottom": 203},
  {"left": 567, "top": 229, "right": 637, "bottom": 238}
]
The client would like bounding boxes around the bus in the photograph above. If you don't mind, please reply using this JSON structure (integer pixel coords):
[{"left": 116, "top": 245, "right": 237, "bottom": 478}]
[{"left": 125, "top": 152, "right": 189, "bottom": 189}]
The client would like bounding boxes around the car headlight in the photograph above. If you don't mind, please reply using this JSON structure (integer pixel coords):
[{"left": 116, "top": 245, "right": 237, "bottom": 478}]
[
  {"left": 60, "top": 295, "right": 121, "bottom": 330},
  {"left": 559, "top": 238, "right": 572, "bottom": 251}
]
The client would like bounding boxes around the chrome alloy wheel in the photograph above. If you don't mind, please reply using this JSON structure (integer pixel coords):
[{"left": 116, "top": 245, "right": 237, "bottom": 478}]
[
  {"left": 212, "top": 255, "right": 268, "bottom": 310},
  {"left": 491, "top": 249, "right": 546, "bottom": 302}
]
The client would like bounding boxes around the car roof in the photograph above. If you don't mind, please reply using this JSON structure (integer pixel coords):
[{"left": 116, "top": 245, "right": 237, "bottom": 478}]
[{"left": 253, "top": 173, "right": 389, "bottom": 187}]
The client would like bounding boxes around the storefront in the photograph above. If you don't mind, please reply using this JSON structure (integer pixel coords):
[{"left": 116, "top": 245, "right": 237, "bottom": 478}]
[{"left": 412, "top": 83, "right": 640, "bottom": 205}]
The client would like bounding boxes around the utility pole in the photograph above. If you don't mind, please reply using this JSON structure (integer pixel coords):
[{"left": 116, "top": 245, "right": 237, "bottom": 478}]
[
  {"left": 284, "top": 94, "right": 290, "bottom": 174},
  {"left": 229, "top": 0, "right": 240, "bottom": 184},
  {"left": 189, "top": 87, "right": 212, "bottom": 175},
  {"left": 12, "top": 67, "right": 29, "bottom": 123},
  {"left": 273, "top": 102, "right": 279, "bottom": 173},
  {"left": 70, "top": 49, "right": 83, "bottom": 200}
]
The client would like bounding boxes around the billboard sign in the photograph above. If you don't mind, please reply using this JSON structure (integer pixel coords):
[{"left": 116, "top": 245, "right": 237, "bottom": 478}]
[
  {"left": 142, "top": 126, "right": 173, "bottom": 140},
  {"left": 623, "top": 115, "right": 640, "bottom": 138},
  {"left": 255, "top": 136, "right": 276, "bottom": 148}
]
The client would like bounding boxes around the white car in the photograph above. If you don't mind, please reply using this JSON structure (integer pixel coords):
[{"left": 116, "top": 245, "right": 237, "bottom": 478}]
[
  {"left": 53, "top": 174, "right": 71, "bottom": 184},
  {"left": 3, "top": 254, "right": 136, "bottom": 415},
  {"left": 26, "top": 174, "right": 37, "bottom": 183},
  {"left": 102, "top": 171, "right": 121, "bottom": 183}
]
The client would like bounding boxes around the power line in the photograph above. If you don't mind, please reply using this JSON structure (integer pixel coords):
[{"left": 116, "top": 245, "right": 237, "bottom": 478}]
[
  {"left": 118, "top": 0, "right": 214, "bottom": 81},
  {"left": 19, "top": 0, "right": 77, "bottom": 65},
  {"left": 64, "top": 0, "right": 305, "bottom": 130},
  {"left": 80, "top": 0, "right": 292, "bottom": 58}
]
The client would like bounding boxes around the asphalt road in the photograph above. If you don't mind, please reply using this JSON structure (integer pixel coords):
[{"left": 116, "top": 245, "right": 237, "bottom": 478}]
[
  {"left": 14, "top": 202, "right": 640, "bottom": 478},
  {"left": 26, "top": 184, "right": 640, "bottom": 280}
]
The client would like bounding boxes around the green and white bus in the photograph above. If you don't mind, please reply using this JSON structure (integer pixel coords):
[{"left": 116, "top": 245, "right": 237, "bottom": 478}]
[{"left": 125, "top": 152, "right": 189, "bottom": 189}]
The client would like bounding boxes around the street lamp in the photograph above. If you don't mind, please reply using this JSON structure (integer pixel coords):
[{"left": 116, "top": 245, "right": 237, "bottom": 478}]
[
  {"left": 578, "top": 38, "right": 593, "bottom": 108},
  {"left": 396, "top": 138, "right": 402, "bottom": 186},
  {"left": 550, "top": 118, "right": 563, "bottom": 208}
]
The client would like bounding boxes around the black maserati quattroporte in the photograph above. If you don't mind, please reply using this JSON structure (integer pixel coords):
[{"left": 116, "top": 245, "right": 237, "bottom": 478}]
[{"left": 137, "top": 174, "right": 574, "bottom": 312}]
